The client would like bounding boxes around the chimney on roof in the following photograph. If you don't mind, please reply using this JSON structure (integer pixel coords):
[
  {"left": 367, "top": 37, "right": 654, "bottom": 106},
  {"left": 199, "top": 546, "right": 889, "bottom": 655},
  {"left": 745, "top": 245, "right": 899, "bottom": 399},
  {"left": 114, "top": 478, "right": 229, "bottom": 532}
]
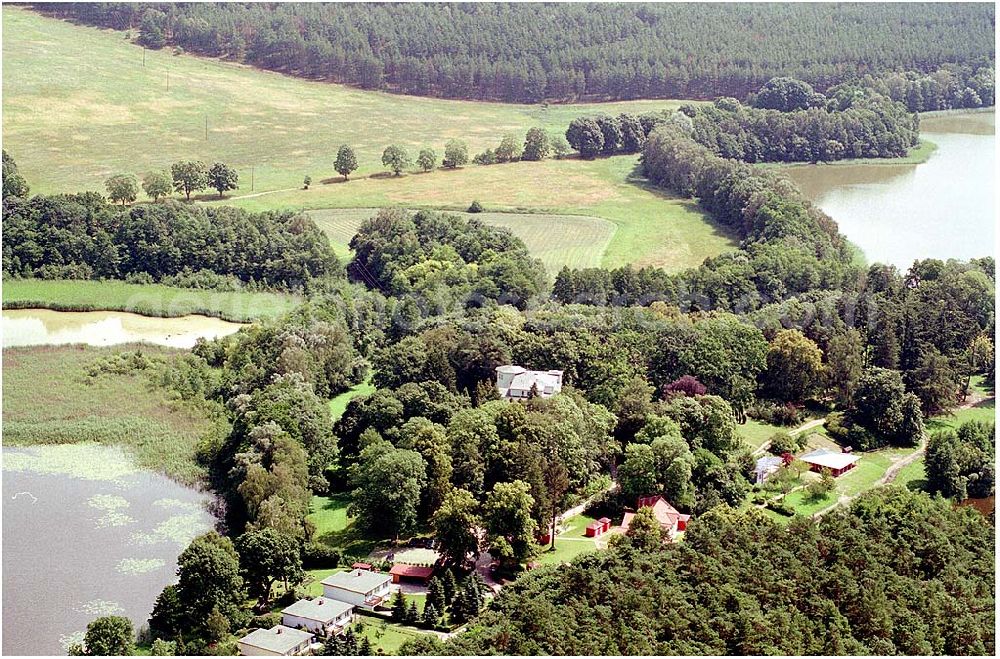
[
  {"left": 276, "top": 628, "right": 282, "bottom": 635},
  {"left": 318, "top": 599, "right": 323, "bottom": 605}
]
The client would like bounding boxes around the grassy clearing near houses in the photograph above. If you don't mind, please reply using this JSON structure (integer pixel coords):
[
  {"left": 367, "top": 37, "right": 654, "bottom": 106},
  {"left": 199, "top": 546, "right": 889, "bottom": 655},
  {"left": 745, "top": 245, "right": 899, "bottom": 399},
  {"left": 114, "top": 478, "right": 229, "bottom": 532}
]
[
  {"left": 535, "top": 513, "right": 602, "bottom": 566},
  {"left": 893, "top": 458, "right": 928, "bottom": 492},
  {"left": 927, "top": 399, "right": 996, "bottom": 434},
  {"left": 310, "top": 208, "right": 616, "bottom": 272},
  {"left": 3, "top": 7, "right": 732, "bottom": 273},
  {"left": 2, "top": 278, "right": 298, "bottom": 322},
  {"left": 738, "top": 419, "right": 791, "bottom": 451},
  {"left": 306, "top": 494, "right": 379, "bottom": 557},
  {"left": 1, "top": 344, "right": 219, "bottom": 485},
  {"left": 352, "top": 618, "right": 435, "bottom": 656}
]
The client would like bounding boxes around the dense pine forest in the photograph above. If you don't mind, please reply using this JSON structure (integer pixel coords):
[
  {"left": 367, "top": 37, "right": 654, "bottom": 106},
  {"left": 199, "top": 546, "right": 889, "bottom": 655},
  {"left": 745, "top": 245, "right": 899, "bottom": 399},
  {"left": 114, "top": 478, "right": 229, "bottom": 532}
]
[
  {"left": 401, "top": 488, "right": 995, "bottom": 655},
  {"left": 36, "top": 2, "right": 995, "bottom": 105}
]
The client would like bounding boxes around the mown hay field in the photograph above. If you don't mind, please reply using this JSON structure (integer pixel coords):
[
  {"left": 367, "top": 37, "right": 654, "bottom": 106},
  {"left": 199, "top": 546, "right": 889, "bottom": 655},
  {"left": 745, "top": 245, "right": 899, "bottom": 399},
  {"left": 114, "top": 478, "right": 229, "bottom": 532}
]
[
  {"left": 2, "top": 6, "right": 692, "bottom": 195},
  {"left": 309, "top": 207, "right": 616, "bottom": 272}
]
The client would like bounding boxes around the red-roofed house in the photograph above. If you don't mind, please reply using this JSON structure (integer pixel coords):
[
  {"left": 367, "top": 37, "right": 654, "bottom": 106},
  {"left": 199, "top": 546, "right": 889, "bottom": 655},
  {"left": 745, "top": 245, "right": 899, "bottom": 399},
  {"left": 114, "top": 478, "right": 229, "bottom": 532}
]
[
  {"left": 620, "top": 496, "right": 690, "bottom": 539},
  {"left": 388, "top": 564, "right": 435, "bottom": 584}
]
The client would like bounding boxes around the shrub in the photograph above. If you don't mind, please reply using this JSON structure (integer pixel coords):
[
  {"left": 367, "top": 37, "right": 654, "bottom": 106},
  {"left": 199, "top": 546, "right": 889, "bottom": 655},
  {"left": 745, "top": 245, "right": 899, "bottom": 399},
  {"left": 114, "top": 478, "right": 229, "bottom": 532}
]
[
  {"left": 748, "top": 401, "right": 805, "bottom": 426},
  {"left": 303, "top": 543, "right": 341, "bottom": 568},
  {"left": 663, "top": 375, "right": 707, "bottom": 398},
  {"left": 767, "top": 499, "right": 795, "bottom": 516},
  {"left": 467, "top": 200, "right": 484, "bottom": 213}
]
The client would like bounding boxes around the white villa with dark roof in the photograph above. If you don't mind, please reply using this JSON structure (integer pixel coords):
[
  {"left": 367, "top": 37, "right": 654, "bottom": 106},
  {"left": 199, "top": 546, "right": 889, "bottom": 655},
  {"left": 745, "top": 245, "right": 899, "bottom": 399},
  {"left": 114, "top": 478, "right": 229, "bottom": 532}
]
[
  {"left": 281, "top": 597, "right": 354, "bottom": 637},
  {"left": 496, "top": 365, "right": 564, "bottom": 400},
  {"left": 237, "top": 625, "right": 313, "bottom": 656},
  {"left": 321, "top": 568, "right": 392, "bottom": 608}
]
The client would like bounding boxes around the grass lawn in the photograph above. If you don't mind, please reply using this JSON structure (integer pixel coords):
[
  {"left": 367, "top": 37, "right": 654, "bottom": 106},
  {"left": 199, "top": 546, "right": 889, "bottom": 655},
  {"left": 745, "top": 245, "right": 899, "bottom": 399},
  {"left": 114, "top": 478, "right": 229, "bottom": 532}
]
[
  {"left": 926, "top": 398, "right": 996, "bottom": 434},
  {"left": 738, "top": 419, "right": 788, "bottom": 450},
  {"left": 534, "top": 513, "right": 601, "bottom": 566},
  {"left": 894, "top": 457, "right": 928, "bottom": 492},
  {"left": 310, "top": 208, "right": 616, "bottom": 272},
  {"left": 835, "top": 449, "right": 910, "bottom": 497},
  {"left": 1, "top": 344, "right": 219, "bottom": 485},
  {"left": 329, "top": 376, "right": 376, "bottom": 421},
  {"left": 2, "top": 7, "right": 732, "bottom": 273},
  {"left": 2, "top": 278, "right": 298, "bottom": 322},
  {"left": 780, "top": 489, "right": 838, "bottom": 517},
  {"left": 306, "top": 494, "right": 379, "bottom": 557},
  {"left": 967, "top": 374, "right": 995, "bottom": 398},
  {"left": 352, "top": 618, "right": 435, "bottom": 655}
]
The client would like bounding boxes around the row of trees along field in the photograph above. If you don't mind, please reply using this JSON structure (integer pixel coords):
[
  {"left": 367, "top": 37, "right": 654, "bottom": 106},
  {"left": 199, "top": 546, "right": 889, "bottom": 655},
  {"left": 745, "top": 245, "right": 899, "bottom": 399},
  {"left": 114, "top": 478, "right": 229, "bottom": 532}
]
[{"left": 38, "top": 3, "right": 995, "bottom": 104}]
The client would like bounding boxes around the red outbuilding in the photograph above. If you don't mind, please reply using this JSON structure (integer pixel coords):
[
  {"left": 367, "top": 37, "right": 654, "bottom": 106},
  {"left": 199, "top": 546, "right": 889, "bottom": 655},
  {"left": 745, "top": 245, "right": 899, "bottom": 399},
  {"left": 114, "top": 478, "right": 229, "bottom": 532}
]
[{"left": 388, "top": 564, "right": 435, "bottom": 584}]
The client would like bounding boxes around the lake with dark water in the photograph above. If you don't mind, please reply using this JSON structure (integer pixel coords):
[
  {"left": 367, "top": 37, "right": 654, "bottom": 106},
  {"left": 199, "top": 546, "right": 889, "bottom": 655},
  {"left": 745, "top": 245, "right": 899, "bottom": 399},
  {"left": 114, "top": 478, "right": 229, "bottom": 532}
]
[
  {"left": 2, "top": 444, "right": 216, "bottom": 655},
  {"left": 782, "top": 111, "right": 995, "bottom": 269}
]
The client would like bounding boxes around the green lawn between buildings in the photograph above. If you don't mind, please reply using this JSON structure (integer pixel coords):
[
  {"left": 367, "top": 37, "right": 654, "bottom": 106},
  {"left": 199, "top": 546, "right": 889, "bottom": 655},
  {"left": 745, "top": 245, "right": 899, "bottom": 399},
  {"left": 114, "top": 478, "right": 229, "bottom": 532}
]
[
  {"left": 2, "top": 278, "right": 297, "bottom": 323},
  {"left": 535, "top": 513, "right": 602, "bottom": 566}
]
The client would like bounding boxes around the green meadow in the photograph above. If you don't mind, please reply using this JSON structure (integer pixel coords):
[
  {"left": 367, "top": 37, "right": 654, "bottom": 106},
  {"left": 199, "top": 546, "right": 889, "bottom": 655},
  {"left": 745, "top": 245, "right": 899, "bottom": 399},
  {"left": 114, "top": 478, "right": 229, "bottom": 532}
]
[
  {"left": 2, "top": 6, "right": 734, "bottom": 273},
  {"left": 237, "top": 156, "right": 738, "bottom": 271},
  {"left": 3, "top": 5, "right": 691, "bottom": 194},
  {"left": 2, "top": 278, "right": 298, "bottom": 322},
  {"left": 310, "top": 208, "right": 616, "bottom": 272}
]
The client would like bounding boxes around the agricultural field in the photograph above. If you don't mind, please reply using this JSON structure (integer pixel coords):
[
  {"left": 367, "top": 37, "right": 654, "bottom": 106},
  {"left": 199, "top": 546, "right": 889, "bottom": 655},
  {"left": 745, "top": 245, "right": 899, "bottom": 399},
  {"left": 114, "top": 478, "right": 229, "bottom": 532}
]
[
  {"left": 2, "top": 6, "right": 733, "bottom": 273},
  {"left": 248, "top": 156, "right": 736, "bottom": 271},
  {"left": 1, "top": 344, "right": 219, "bottom": 485},
  {"left": 310, "top": 208, "right": 616, "bottom": 272},
  {"left": 2, "top": 6, "right": 692, "bottom": 195},
  {"left": 2, "top": 278, "right": 298, "bottom": 322}
]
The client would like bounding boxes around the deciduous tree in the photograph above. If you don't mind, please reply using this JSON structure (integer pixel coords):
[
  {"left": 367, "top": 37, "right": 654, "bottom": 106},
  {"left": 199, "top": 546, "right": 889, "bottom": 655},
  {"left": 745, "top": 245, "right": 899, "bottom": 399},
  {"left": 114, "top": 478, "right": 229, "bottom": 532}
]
[
  {"left": 335, "top": 145, "right": 359, "bottom": 180},
  {"left": 105, "top": 173, "right": 138, "bottom": 206}
]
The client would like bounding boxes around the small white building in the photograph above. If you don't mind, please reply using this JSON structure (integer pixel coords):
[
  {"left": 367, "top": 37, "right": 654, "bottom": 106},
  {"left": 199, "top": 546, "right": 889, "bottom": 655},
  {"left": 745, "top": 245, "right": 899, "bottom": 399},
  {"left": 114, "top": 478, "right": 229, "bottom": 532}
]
[
  {"left": 237, "top": 625, "right": 313, "bottom": 656},
  {"left": 496, "top": 365, "right": 564, "bottom": 400},
  {"left": 281, "top": 597, "right": 354, "bottom": 637},
  {"left": 754, "top": 455, "right": 785, "bottom": 484},
  {"left": 321, "top": 568, "right": 392, "bottom": 608}
]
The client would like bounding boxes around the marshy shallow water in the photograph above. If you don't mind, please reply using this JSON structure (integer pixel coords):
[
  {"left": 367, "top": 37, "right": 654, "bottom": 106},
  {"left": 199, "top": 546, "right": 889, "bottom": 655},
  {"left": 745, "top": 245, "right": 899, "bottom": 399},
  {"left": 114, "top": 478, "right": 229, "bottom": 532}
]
[
  {"left": 2, "top": 308, "right": 245, "bottom": 349},
  {"left": 2, "top": 444, "right": 215, "bottom": 655}
]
